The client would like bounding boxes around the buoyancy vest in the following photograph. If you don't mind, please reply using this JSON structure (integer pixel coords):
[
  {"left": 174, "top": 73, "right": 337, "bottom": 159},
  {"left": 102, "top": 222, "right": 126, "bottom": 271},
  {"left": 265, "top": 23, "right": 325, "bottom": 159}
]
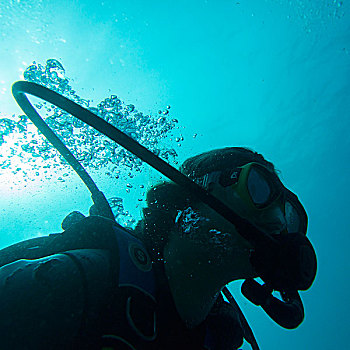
[
  {"left": 0, "top": 216, "right": 243, "bottom": 350},
  {"left": 99, "top": 223, "right": 243, "bottom": 350}
]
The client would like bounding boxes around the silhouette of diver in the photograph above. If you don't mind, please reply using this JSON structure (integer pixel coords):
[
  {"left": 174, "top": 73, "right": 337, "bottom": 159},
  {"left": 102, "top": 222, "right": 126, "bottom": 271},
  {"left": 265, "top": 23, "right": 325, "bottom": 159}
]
[
  {"left": 0, "top": 147, "right": 317, "bottom": 349},
  {"left": 0, "top": 82, "right": 316, "bottom": 349}
]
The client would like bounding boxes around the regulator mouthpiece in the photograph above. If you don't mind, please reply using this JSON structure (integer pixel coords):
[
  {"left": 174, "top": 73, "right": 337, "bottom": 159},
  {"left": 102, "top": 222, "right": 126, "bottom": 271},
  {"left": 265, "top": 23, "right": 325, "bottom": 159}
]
[{"left": 250, "top": 233, "right": 317, "bottom": 291}]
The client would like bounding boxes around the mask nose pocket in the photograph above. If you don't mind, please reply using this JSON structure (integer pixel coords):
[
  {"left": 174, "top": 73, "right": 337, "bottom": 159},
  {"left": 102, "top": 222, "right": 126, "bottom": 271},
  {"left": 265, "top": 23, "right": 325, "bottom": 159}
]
[{"left": 271, "top": 206, "right": 287, "bottom": 232}]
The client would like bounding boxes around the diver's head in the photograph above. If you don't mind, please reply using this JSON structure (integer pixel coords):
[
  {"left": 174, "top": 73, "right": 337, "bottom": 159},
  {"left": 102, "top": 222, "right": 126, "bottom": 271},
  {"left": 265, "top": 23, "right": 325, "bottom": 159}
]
[{"left": 138, "top": 146, "right": 316, "bottom": 291}]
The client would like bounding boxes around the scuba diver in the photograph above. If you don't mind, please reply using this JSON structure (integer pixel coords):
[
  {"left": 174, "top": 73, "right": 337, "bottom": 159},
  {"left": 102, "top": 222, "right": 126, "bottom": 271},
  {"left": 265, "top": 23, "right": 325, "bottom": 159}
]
[
  {"left": 0, "top": 81, "right": 316, "bottom": 349},
  {"left": 0, "top": 147, "right": 316, "bottom": 349}
]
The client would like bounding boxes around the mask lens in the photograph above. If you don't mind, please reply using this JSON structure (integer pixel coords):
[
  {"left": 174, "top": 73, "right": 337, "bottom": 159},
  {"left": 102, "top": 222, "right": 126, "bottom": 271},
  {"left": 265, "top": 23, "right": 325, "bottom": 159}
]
[
  {"left": 247, "top": 167, "right": 271, "bottom": 205},
  {"left": 285, "top": 201, "right": 301, "bottom": 233}
]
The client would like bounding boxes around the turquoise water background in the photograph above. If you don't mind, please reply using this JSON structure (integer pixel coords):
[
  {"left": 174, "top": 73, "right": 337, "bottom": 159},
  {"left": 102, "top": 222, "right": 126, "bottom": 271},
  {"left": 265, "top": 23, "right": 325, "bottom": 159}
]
[{"left": 0, "top": 1, "right": 349, "bottom": 349}]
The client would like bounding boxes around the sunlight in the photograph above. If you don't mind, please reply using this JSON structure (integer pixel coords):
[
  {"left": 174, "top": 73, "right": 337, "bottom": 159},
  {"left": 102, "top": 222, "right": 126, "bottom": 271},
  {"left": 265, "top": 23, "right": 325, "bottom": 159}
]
[{"left": 0, "top": 127, "right": 58, "bottom": 193}]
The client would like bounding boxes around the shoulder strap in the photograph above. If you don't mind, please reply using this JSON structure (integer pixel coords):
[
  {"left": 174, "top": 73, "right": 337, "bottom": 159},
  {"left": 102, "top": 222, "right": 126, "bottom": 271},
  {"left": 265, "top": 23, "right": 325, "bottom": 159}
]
[{"left": 113, "top": 224, "right": 156, "bottom": 301}]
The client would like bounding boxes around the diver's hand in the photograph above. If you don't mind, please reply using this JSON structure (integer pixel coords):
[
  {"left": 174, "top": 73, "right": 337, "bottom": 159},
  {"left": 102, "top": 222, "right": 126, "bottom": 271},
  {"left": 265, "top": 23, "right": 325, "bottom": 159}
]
[{"left": 241, "top": 279, "right": 271, "bottom": 306}]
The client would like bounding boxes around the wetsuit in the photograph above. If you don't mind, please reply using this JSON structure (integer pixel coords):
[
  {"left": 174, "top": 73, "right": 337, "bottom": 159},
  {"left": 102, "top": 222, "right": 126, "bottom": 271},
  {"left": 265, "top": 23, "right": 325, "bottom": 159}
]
[{"left": 0, "top": 216, "right": 243, "bottom": 350}]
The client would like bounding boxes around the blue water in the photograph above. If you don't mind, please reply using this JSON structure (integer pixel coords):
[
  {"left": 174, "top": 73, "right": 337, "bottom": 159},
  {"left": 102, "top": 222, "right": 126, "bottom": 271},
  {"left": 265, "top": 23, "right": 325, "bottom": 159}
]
[{"left": 0, "top": 1, "right": 349, "bottom": 349}]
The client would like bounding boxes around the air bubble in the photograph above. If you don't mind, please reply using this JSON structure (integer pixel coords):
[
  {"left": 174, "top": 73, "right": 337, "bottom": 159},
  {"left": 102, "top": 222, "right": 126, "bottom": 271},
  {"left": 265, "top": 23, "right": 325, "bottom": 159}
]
[{"left": 126, "top": 104, "right": 135, "bottom": 113}]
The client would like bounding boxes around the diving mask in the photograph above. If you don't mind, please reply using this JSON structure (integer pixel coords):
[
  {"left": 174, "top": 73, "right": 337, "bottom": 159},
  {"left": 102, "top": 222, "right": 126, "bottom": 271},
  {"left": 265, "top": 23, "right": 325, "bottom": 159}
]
[
  {"left": 195, "top": 162, "right": 316, "bottom": 291},
  {"left": 194, "top": 162, "right": 308, "bottom": 236}
]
